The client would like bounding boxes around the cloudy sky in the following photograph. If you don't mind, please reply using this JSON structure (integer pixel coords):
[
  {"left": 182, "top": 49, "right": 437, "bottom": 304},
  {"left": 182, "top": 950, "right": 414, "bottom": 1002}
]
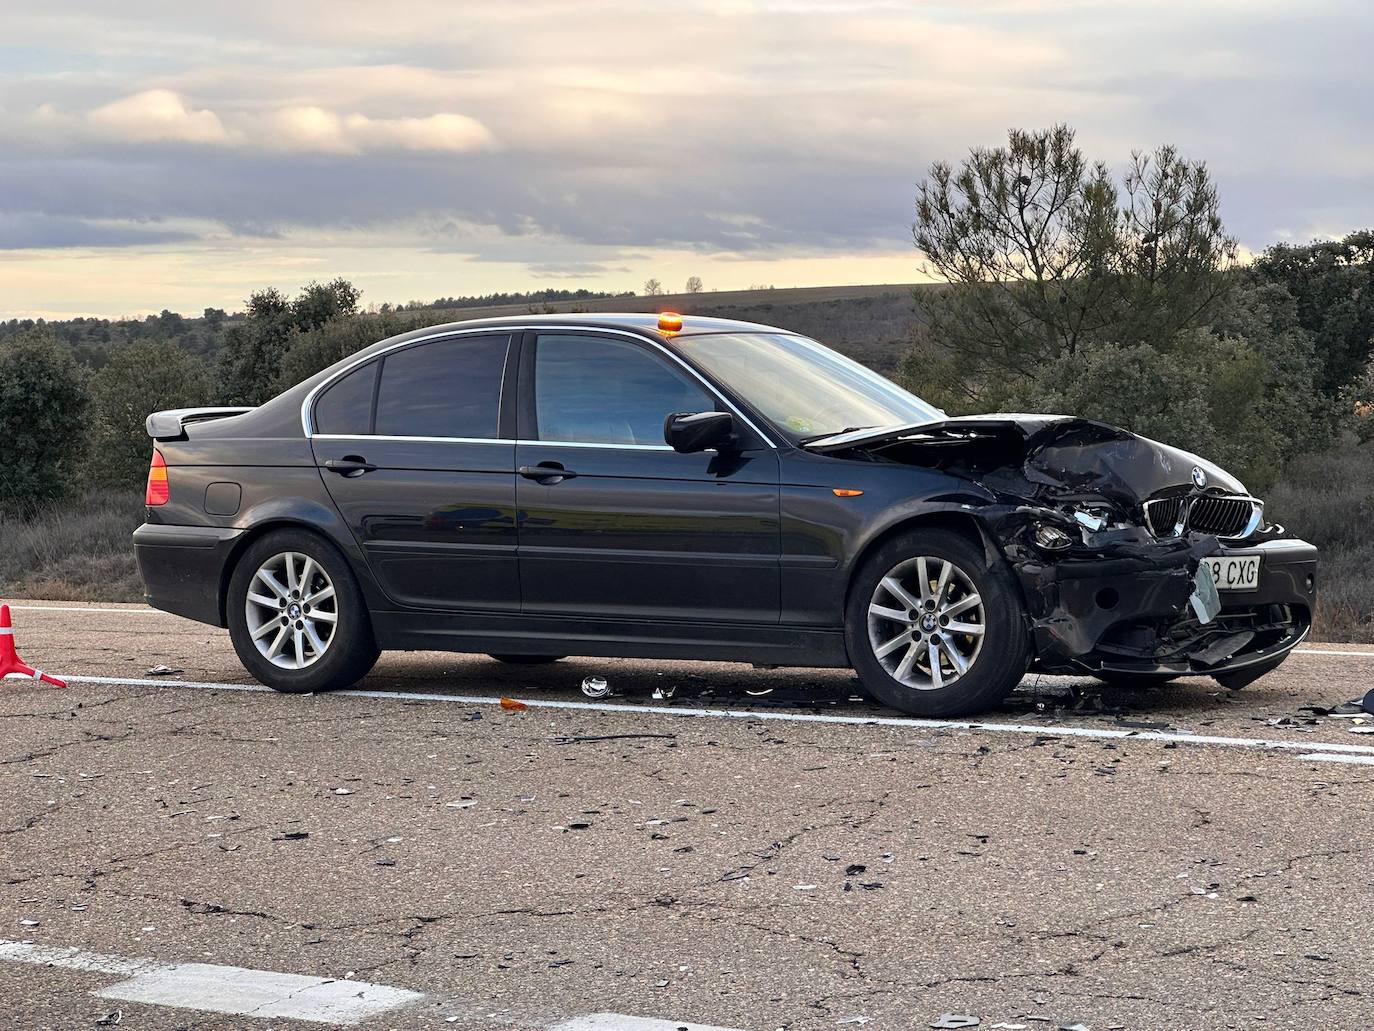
[{"left": 2, "top": 0, "right": 1371, "bottom": 319}]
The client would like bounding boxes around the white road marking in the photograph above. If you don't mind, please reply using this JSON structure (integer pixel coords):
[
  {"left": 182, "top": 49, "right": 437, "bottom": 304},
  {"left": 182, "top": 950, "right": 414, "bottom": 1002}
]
[
  {"left": 1295, "top": 752, "right": 1374, "bottom": 766},
  {"left": 0, "top": 940, "right": 421, "bottom": 1025},
  {"left": 0, "top": 939, "right": 744, "bottom": 1030},
  {"left": 551, "top": 1017, "right": 748, "bottom": 1031},
  {"left": 50, "top": 673, "right": 1374, "bottom": 761}
]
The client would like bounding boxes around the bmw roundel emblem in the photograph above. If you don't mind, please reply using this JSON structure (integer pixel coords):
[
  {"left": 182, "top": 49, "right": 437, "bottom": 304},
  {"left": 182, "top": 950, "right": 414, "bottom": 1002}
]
[{"left": 1191, "top": 466, "right": 1208, "bottom": 488}]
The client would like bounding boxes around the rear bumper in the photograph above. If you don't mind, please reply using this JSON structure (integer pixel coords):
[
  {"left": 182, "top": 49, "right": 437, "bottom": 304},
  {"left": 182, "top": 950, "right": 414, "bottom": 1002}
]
[
  {"left": 133, "top": 523, "right": 244, "bottom": 627},
  {"left": 1030, "top": 536, "right": 1317, "bottom": 677}
]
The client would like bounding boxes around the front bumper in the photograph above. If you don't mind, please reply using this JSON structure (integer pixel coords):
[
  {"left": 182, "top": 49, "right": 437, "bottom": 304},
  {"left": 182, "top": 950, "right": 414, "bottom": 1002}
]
[
  {"left": 1021, "top": 536, "right": 1317, "bottom": 678},
  {"left": 133, "top": 523, "right": 245, "bottom": 627}
]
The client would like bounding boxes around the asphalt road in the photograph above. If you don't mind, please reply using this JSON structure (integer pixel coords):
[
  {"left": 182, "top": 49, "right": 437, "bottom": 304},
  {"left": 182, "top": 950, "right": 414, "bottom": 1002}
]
[{"left": 3, "top": 602, "right": 1374, "bottom": 1031}]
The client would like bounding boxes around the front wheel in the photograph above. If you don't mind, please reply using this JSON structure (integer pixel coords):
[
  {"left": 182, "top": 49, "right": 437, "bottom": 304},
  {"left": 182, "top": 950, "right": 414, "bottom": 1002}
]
[
  {"left": 227, "top": 528, "right": 380, "bottom": 693},
  {"left": 846, "top": 528, "right": 1029, "bottom": 717}
]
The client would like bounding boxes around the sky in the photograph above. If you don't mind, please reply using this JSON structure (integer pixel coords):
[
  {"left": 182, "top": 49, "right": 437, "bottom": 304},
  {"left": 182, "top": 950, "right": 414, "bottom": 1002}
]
[{"left": 2, "top": 0, "right": 1372, "bottom": 320}]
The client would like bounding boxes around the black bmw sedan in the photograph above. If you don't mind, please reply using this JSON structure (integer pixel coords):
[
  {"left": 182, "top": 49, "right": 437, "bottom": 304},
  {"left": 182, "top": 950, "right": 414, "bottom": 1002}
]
[{"left": 134, "top": 313, "right": 1316, "bottom": 716}]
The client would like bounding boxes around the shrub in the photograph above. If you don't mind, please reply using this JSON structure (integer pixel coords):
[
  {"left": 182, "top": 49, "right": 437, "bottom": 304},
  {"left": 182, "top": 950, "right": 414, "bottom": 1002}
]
[
  {"left": 86, "top": 339, "right": 214, "bottom": 490},
  {"left": 0, "top": 329, "right": 90, "bottom": 513}
]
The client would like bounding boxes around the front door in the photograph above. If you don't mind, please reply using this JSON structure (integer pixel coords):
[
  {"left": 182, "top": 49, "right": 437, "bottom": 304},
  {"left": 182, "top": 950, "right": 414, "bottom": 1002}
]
[
  {"left": 515, "top": 331, "right": 780, "bottom": 624},
  {"left": 311, "top": 332, "right": 520, "bottom": 611}
]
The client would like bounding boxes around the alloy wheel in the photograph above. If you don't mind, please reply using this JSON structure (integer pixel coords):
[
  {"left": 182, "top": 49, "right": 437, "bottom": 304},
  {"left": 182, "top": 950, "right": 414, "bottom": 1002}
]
[
  {"left": 244, "top": 551, "right": 339, "bottom": 670},
  {"left": 866, "top": 555, "right": 986, "bottom": 690}
]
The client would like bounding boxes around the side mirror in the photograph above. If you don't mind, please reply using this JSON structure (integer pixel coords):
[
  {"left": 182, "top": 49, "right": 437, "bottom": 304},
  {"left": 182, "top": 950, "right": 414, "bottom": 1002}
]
[{"left": 664, "top": 411, "right": 736, "bottom": 453}]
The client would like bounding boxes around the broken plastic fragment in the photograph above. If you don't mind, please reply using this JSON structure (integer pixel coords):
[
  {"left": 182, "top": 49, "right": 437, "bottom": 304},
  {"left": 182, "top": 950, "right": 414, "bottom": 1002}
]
[
  {"left": 499, "top": 696, "right": 529, "bottom": 711},
  {"left": 651, "top": 684, "right": 676, "bottom": 700},
  {"left": 930, "top": 1016, "right": 980, "bottom": 1029},
  {"left": 580, "top": 677, "right": 611, "bottom": 699},
  {"left": 146, "top": 664, "right": 183, "bottom": 676}
]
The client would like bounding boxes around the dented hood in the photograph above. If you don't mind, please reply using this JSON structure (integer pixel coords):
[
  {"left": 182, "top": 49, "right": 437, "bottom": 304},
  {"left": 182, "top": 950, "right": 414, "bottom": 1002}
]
[{"left": 806, "top": 414, "right": 1247, "bottom": 505}]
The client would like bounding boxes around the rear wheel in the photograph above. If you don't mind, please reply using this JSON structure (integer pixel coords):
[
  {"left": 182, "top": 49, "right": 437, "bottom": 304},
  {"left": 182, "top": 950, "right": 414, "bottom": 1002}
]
[
  {"left": 489, "top": 654, "right": 567, "bottom": 665},
  {"left": 227, "top": 528, "right": 379, "bottom": 693},
  {"left": 846, "top": 528, "right": 1029, "bottom": 717}
]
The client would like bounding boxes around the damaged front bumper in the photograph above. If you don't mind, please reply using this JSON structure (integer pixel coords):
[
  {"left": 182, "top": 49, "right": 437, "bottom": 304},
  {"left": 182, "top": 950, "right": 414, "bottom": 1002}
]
[{"left": 1010, "top": 533, "right": 1317, "bottom": 680}]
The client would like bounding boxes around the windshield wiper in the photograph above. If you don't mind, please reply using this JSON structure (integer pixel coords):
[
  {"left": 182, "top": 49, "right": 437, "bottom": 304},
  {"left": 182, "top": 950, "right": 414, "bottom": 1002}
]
[{"left": 798, "top": 425, "right": 875, "bottom": 445}]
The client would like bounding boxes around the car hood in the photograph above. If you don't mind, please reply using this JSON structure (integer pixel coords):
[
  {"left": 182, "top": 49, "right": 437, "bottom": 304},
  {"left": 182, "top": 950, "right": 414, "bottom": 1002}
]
[{"left": 805, "top": 414, "right": 1247, "bottom": 507}]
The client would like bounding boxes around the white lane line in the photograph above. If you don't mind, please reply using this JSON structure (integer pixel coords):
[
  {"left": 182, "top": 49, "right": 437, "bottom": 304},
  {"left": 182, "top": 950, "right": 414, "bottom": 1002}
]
[
  {"left": 1295, "top": 647, "right": 1374, "bottom": 658},
  {"left": 0, "top": 939, "right": 748, "bottom": 1031},
  {"left": 551, "top": 1017, "right": 748, "bottom": 1031},
  {"left": 0, "top": 940, "right": 422, "bottom": 1025},
  {"left": 1296, "top": 752, "right": 1374, "bottom": 766},
  {"left": 6, "top": 605, "right": 166, "bottom": 615},
  {"left": 53, "top": 673, "right": 1374, "bottom": 760}
]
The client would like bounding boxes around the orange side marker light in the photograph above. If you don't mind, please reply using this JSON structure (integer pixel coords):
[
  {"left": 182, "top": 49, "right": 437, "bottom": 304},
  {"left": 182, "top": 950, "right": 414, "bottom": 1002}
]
[
  {"left": 499, "top": 697, "right": 529, "bottom": 711},
  {"left": 832, "top": 488, "right": 864, "bottom": 497}
]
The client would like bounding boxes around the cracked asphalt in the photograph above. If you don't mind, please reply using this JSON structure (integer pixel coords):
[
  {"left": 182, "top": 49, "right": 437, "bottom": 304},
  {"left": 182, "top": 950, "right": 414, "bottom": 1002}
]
[{"left": 4, "top": 602, "right": 1374, "bottom": 1030}]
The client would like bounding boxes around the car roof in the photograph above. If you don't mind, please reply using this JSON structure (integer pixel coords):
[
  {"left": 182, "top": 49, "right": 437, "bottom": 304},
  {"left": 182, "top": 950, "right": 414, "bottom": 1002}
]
[{"left": 389, "top": 312, "right": 794, "bottom": 338}]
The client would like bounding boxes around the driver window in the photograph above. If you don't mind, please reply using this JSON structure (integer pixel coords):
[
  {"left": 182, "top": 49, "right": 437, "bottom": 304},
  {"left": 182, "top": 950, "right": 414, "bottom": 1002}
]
[{"left": 534, "top": 335, "right": 712, "bottom": 445}]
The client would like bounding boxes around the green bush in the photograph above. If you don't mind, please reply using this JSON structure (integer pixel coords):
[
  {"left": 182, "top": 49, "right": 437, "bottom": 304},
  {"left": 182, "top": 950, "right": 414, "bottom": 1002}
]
[
  {"left": 86, "top": 339, "right": 214, "bottom": 490},
  {"left": 0, "top": 329, "right": 90, "bottom": 513}
]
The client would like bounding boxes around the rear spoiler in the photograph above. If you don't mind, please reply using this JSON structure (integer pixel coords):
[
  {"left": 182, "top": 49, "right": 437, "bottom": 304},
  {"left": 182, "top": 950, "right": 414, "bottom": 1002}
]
[{"left": 145, "top": 407, "right": 255, "bottom": 441}]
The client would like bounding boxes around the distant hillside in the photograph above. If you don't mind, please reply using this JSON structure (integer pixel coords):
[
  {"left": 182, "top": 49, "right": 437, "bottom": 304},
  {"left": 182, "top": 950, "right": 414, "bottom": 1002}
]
[{"left": 425, "top": 283, "right": 935, "bottom": 374}]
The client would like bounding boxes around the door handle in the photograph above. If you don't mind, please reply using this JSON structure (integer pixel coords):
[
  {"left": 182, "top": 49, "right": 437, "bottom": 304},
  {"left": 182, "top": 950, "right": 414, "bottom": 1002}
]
[
  {"left": 324, "top": 456, "right": 377, "bottom": 477},
  {"left": 519, "top": 462, "right": 577, "bottom": 484}
]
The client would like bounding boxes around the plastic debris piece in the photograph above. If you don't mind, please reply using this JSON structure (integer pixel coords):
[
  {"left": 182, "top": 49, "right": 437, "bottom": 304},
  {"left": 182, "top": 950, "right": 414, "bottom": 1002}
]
[
  {"left": 845, "top": 864, "right": 867, "bottom": 876},
  {"left": 94, "top": 1011, "right": 123, "bottom": 1027},
  {"left": 500, "top": 696, "right": 530, "bottom": 711},
  {"left": 272, "top": 831, "right": 309, "bottom": 841},
  {"left": 146, "top": 664, "right": 183, "bottom": 676},
  {"left": 931, "top": 1016, "right": 980, "bottom": 1029},
  {"left": 745, "top": 688, "right": 774, "bottom": 696},
  {"left": 651, "top": 684, "right": 676, "bottom": 701},
  {"left": 580, "top": 677, "right": 611, "bottom": 699},
  {"left": 836, "top": 1018, "right": 870, "bottom": 1026},
  {"left": 18, "top": 919, "right": 39, "bottom": 927},
  {"left": 446, "top": 800, "right": 476, "bottom": 809},
  {"left": 1059, "top": 1024, "right": 1091, "bottom": 1031},
  {"left": 332, "top": 788, "right": 354, "bottom": 795}
]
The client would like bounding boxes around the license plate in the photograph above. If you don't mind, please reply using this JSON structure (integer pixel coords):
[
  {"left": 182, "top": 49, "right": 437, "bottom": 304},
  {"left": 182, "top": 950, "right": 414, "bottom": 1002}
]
[{"left": 1200, "top": 554, "right": 1262, "bottom": 592}]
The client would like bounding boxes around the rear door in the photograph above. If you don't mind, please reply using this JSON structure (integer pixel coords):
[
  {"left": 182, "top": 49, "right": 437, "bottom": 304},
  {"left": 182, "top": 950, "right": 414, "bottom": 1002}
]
[
  {"left": 515, "top": 331, "right": 781, "bottom": 624},
  {"left": 310, "top": 331, "right": 519, "bottom": 611}
]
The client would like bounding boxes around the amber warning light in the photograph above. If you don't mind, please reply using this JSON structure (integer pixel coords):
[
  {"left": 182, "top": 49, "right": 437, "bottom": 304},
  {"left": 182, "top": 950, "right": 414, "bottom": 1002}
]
[{"left": 657, "top": 311, "right": 683, "bottom": 333}]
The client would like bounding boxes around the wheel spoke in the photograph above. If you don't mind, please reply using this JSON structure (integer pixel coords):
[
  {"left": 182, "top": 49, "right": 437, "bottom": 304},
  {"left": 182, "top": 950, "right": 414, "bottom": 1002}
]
[
  {"left": 256, "top": 569, "right": 289, "bottom": 599},
  {"left": 293, "top": 629, "right": 306, "bottom": 667},
  {"left": 942, "top": 594, "right": 981, "bottom": 619},
  {"left": 250, "top": 619, "right": 279, "bottom": 641},
  {"left": 284, "top": 554, "right": 299, "bottom": 594},
  {"left": 945, "top": 620, "right": 984, "bottom": 636},
  {"left": 869, "top": 603, "right": 909, "bottom": 623},
  {"left": 266, "top": 625, "right": 289, "bottom": 660},
  {"left": 893, "top": 641, "right": 921, "bottom": 681},
  {"left": 246, "top": 591, "right": 278, "bottom": 609},
  {"left": 298, "top": 557, "right": 318, "bottom": 595},
  {"left": 306, "top": 584, "right": 335, "bottom": 605},
  {"left": 928, "top": 641, "right": 944, "bottom": 689},
  {"left": 940, "top": 636, "right": 969, "bottom": 675},
  {"left": 874, "top": 628, "right": 914, "bottom": 659},
  {"left": 915, "top": 557, "right": 933, "bottom": 604},
  {"left": 934, "top": 560, "right": 952, "bottom": 602},
  {"left": 880, "top": 576, "right": 921, "bottom": 612},
  {"left": 303, "top": 621, "right": 328, "bottom": 655},
  {"left": 310, "top": 608, "right": 337, "bottom": 624}
]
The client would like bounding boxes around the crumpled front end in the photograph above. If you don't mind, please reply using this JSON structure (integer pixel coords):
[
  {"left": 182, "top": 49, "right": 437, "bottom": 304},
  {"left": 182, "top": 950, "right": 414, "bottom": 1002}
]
[{"left": 814, "top": 414, "right": 1318, "bottom": 683}]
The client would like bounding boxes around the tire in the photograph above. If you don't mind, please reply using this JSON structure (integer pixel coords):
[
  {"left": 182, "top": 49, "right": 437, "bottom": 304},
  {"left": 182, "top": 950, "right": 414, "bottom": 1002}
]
[
  {"left": 846, "top": 528, "right": 1029, "bottom": 717},
  {"left": 227, "top": 527, "right": 380, "bottom": 693},
  {"left": 489, "top": 654, "right": 567, "bottom": 665}
]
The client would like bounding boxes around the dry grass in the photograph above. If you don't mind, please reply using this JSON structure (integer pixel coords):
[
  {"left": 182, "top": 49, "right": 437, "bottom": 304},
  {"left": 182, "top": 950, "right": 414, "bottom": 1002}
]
[{"left": 0, "top": 491, "right": 144, "bottom": 603}]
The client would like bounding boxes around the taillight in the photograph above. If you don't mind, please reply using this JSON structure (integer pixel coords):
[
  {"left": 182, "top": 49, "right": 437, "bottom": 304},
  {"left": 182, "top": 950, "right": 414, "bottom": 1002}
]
[{"left": 145, "top": 449, "right": 170, "bottom": 506}]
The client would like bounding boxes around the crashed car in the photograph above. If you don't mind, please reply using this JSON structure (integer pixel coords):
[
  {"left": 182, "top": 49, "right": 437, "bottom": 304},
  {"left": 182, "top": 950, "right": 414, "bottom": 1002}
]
[{"left": 134, "top": 313, "right": 1316, "bottom": 716}]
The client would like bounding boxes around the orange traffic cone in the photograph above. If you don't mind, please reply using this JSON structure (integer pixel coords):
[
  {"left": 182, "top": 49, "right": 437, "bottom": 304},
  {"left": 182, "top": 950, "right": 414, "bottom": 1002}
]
[{"left": 0, "top": 604, "right": 66, "bottom": 688}]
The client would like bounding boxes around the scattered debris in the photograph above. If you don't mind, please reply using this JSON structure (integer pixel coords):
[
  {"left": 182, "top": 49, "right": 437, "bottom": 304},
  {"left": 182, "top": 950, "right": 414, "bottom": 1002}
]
[
  {"left": 931, "top": 1016, "right": 980, "bottom": 1029},
  {"left": 94, "top": 1011, "right": 123, "bottom": 1027},
  {"left": 332, "top": 788, "right": 354, "bottom": 795},
  {"left": 553, "top": 733, "right": 677, "bottom": 744},
  {"left": 836, "top": 1018, "right": 870, "bottom": 1026},
  {"left": 580, "top": 677, "right": 611, "bottom": 699},
  {"left": 445, "top": 800, "right": 476, "bottom": 809},
  {"left": 146, "top": 664, "right": 183, "bottom": 676},
  {"left": 651, "top": 684, "right": 677, "bottom": 701},
  {"left": 272, "top": 831, "right": 309, "bottom": 841},
  {"left": 845, "top": 864, "right": 867, "bottom": 876},
  {"left": 745, "top": 688, "right": 774, "bottom": 697},
  {"left": 18, "top": 919, "right": 39, "bottom": 928},
  {"left": 499, "top": 697, "right": 530, "bottom": 711}
]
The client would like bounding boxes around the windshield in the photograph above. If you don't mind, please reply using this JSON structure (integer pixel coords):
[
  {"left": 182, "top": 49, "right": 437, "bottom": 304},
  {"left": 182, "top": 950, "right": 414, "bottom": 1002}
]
[{"left": 675, "top": 332, "right": 943, "bottom": 444}]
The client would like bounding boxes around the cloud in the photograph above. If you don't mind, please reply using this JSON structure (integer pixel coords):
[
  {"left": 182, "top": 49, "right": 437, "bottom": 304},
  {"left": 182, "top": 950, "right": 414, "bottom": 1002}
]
[
  {"left": 261, "top": 107, "right": 495, "bottom": 154},
  {"left": 80, "top": 89, "right": 229, "bottom": 145}
]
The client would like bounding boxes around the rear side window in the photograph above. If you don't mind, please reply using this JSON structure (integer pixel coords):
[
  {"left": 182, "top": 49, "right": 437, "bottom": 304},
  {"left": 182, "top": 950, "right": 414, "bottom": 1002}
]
[
  {"left": 534, "top": 335, "right": 711, "bottom": 445},
  {"left": 375, "top": 336, "right": 509, "bottom": 438},
  {"left": 314, "top": 361, "right": 377, "bottom": 435}
]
